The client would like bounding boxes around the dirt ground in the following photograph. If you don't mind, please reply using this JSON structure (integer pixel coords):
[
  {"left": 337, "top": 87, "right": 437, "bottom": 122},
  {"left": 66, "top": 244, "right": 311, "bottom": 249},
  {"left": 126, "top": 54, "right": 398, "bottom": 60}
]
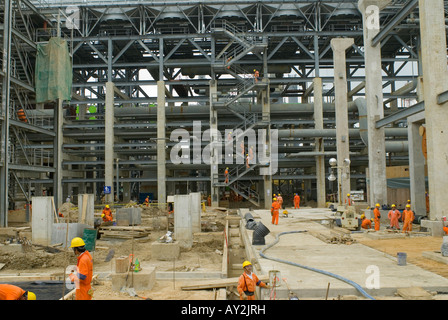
[{"left": 0, "top": 204, "right": 229, "bottom": 300}]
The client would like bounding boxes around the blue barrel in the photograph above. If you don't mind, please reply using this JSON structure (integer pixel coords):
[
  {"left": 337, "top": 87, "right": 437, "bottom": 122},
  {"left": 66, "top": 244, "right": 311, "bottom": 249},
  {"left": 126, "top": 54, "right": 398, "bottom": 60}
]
[{"left": 397, "top": 252, "right": 407, "bottom": 266}]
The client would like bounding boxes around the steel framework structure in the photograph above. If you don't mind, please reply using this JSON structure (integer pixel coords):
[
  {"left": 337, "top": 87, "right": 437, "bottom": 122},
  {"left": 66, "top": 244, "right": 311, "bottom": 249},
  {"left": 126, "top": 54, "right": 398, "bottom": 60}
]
[{"left": 0, "top": 0, "right": 437, "bottom": 225}]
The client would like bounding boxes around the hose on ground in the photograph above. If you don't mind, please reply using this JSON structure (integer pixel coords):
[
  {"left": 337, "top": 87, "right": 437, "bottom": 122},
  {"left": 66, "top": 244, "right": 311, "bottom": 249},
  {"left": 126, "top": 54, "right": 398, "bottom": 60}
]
[{"left": 258, "top": 230, "right": 376, "bottom": 300}]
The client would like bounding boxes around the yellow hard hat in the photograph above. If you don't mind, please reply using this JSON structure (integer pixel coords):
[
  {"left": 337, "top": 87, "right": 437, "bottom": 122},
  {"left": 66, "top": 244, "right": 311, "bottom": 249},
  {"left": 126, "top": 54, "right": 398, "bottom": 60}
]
[
  {"left": 70, "top": 237, "right": 86, "bottom": 248},
  {"left": 27, "top": 291, "right": 36, "bottom": 300},
  {"left": 105, "top": 205, "right": 109, "bottom": 208},
  {"left": 407, "top": 199, "right": 411, "bottom": 203},
  {"left": 392, "top": 204, "right": 396, "bottom": 207},
  {"left": 273, "top": 198, "right": 277, "bottom": 201},
  {"left": 375, "top": 203, "right": 380, "bottom": 207},
  {"left": 242, "top": 260, "right": 252, "bottom": 268},
  {"left": 406, "top": 204, "right": 411, "bottom": 208},
  {"left": 361, "top": 214, "right": 365, "bottom": 219},
  {"left": 347, "top": 193, "right": 350, "bottom": 197},
  {"left": 101, "top": 214, "right": 105, "bottom": 218}
]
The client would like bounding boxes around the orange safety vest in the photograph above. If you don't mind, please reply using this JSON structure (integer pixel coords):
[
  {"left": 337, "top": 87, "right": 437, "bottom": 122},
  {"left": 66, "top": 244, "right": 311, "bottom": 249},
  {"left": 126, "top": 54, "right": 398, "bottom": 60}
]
[
  {"left": 102, "top": 208, "right": 113, "bottom": 222},
  {"left": 0, "top": 284, "right": 26, "bottom": 300},
  {"left": 17, "top": 109, "right": 27, "bottom": 123},
  {"left": 237, "top": 272, "right": 266, "bottom": 299}
]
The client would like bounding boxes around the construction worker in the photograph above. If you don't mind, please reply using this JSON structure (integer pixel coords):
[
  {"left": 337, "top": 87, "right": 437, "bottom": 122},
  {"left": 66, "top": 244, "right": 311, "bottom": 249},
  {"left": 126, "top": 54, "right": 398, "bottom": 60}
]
[
  {"left": 246, "top": 154, "right": 250, "bottom": 169},
  {"left": 101, "top": 204, "right": 113, "bottom": 223},
  {"left": 224, "top": 167, "right": 229, "bottom": 184},
  {"left": 249, "top": 145, "right": 254, "bottom": 163},
  {"left": 253, "top": 69, "right": 260, "bottom": 83},
  {"left": 277, "top": 194, "right": 283, "bottom": 209},
  {"left": 388, "top": 204, "right": 401, "bottom": 230},
  {"left": 443, "top": 222, "right": 448, "bottom": 235},
  {"left": 360, "top": 214, "right": 372, "bottom": 230},
  {"left": 16, "top": 108, "right": 27, "bottom": 123},
  {"left": 144, "top": 196, "right": 150, "bottom": 207},
  {"left": 0, "top": 284, "right": 36, "bottom": 300},
  {"left": 207, "top": 194, "right": 211, "bottom": 207},
  {"left": 373, "top": 203, "right": 381, "bottom": 231},
  {"left": 402, "top": 204, "right": 414, "bottom": 234},
  {"left": 345, "top": 193, "right": 354, "bottom": 206},
  {"left": 70, "top": 237, "right": 93, "bottom": 300},
  {"left": 294, "top": 193, "right": 301, "bottom": 209},
  {"left": 237, "top": 261, "right": 270, "bottom": 300},
  {"left": 271, "top": 197, "right": 281, "bottom": 225},
  {"left": 240, "top": 140, "right": 245, "bottom": 157}
]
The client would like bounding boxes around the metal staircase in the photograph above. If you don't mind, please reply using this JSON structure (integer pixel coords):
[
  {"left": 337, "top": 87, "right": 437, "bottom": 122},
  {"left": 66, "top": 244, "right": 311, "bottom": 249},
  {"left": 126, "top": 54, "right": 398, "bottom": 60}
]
[{"left": 211, "top": 21, "right": 270, "bottom": 207}]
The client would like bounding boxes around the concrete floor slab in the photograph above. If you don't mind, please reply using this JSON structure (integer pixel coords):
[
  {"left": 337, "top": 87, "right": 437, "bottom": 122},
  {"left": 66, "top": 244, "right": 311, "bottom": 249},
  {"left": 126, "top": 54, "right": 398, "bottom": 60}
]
[{"left": 241, "top": 207, "right": 448, "bottom": 300}]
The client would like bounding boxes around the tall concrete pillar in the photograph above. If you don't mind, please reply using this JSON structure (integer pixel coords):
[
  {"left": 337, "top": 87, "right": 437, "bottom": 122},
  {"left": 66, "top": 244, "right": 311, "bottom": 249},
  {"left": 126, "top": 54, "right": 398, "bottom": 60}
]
[
  {"left": 104, "top": 82, "right": 115, "bottom": 204},
  {"left": 259, "top": 78, "right": 272, "bottom": 209},
  {"left": 331, "top": 38, "right": 353, "bottom": 205},
  {"left": 53, "top": 98, "right": 64, "bottom": 208},
  {"left": 174, "top": 194, "right": 193, "bottom": 249},
  {"left": 313, "top": 77, "right": 326, "bottom": 207},
  {"left": 358, "top": 0, "right": 389, "bottom": 207},
  {"left": 418, "top": 0, "right": 448, "bottom": 220},
  {"left": 157, "top": 81, "right": 167, "bottom": 208},
  {"left": 408, "top": 113, "right": 426, "bottom": 216},
  {"left": 209, "top": 80, "right": 219, "bottom": 207}
]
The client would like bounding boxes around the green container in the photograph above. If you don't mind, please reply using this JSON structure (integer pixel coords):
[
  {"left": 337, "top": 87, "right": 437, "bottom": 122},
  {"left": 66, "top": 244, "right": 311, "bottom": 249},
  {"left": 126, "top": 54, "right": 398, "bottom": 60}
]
[{"left": 82, "top": 228, "right": 97, "bottom": 252}]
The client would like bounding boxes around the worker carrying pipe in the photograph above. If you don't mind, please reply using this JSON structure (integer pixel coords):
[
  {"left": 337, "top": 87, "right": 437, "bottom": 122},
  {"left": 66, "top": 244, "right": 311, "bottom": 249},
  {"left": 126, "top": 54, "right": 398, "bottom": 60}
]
[
  {"left": 402, "top": 205, "right": 414, "bottom": 234},
  {"left": 70, "top": 237, "right": 93, "bottom": 300},
  {"left": 0, "top": 284, "right": 36, "bottom": 300},
  {"left": 237, "top": 261, "right": 270, "bottom": 300}
]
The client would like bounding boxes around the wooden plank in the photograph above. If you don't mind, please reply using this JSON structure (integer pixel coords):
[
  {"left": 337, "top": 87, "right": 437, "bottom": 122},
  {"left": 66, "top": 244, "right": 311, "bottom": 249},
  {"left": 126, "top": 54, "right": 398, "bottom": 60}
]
[
  {"left": 81, "top": 194, "right": 88, "bottom": 224},
  {"left": 396, "top": 287, "right": 434, "bottom": 300},
  {"left": 181, "top": 275, "right": 269, "bottom": 291}
]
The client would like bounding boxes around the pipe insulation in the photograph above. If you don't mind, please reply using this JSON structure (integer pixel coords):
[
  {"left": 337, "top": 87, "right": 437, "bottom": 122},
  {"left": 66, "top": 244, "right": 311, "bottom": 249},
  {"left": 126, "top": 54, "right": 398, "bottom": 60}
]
[{"left": 258, "top": 230, "right": 376, "bottom": 300}]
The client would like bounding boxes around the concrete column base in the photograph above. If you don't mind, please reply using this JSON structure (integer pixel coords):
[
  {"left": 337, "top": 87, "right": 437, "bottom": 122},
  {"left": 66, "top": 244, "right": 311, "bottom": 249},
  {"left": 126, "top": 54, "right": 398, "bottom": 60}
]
[
  {"left": 151, "top": 242, "right": 181, "bottom": 261},
  {"left": 111, "top": 267, "right": 156, "bottom": 291}
]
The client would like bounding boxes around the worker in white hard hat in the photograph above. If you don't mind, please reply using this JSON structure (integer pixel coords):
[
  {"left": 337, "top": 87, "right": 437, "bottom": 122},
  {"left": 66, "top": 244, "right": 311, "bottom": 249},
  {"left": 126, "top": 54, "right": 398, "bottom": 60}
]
[
  {"left": 70, "top": 237, "right": 93, "bottom": 300},
  {"left": 237, "top": 261, "right": 270, "bottom": 300}
]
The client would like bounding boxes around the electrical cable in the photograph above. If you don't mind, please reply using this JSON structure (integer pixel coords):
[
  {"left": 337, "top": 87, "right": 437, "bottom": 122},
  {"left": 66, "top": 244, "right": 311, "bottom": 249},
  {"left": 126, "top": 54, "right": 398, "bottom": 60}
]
[{"left": 258, "top": 230, "right": 376, "bottom": 300}]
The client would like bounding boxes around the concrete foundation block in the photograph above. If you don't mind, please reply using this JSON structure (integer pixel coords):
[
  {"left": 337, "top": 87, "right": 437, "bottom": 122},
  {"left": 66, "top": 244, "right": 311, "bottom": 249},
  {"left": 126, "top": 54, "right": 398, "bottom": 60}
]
[
  {"left": 31, "top": 197, "right": 54, "bottom": 246},
  {"left": 111, "top": 267, "right": 156, "bottom": 291},
  {"left": 51, "top": 223, "right": 91, "bottom": 247},
  {"left": 151, "top": 242, "right": 180, "bottom": 261},
  {"left": 421, "top": 220, "right": 445, "bottom": 237},
  {"left": 116, "top": 208, "right": 142, "bottom": 226}
]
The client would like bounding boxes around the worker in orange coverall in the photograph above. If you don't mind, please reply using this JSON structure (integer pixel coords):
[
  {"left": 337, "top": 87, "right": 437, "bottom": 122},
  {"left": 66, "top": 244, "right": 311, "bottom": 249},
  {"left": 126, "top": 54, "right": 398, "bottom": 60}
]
[
  {"left": 402, "top": 204, "right": 414, "bottom": 234},
  {"left": 70, "top": 237, "right": 93, "bottom": 300},
  {"left": 388, "top": 204, "right": 401, "bottom": 230},
  {"left": 373, "top": 203, "right": 381, "bottom": 231},
  {"left": 0, "top": 284, "right": 36, "bottom": 300},
  {"left": 101, "top": 205, "right": 113, "bottom": 222},
  {"left": 360, "top": 215, "right": 372, "bottom": 230},
  {"left": 294, "top": 193, "right": 301, "bottom": 209},
  {"left": 271, "top": 197, "right": 281, "bottom": 225},
  {"left": 277, "top": 194, "right": 283, "bottom": 209},
  {"left": 237, "top": 261, "right": 270, "bottom": 300}
]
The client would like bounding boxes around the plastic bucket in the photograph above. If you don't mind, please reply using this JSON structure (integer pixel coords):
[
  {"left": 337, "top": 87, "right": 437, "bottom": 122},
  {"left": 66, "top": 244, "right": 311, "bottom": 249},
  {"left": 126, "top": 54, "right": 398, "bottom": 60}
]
[{"left": 397, "top": 252, "right": 407, "bottom": 266}]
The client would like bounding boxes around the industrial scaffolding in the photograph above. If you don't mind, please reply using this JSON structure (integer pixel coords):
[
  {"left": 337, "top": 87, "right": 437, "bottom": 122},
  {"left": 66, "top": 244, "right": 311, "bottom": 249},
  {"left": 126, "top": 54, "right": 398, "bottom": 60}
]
[{"left": 0, "top": 0, "right": 437, "bottom": 226}]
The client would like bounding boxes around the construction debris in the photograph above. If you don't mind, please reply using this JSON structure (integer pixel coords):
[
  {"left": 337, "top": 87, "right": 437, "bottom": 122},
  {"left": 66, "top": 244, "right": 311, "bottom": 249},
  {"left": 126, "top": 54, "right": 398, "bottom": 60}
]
[{"left": 98, "top": 226, "right": 151, "bottom": 239}]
